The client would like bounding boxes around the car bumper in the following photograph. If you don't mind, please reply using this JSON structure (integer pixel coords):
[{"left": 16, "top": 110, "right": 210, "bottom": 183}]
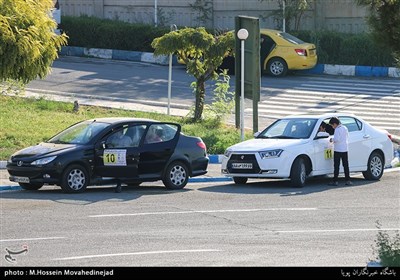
[
  {"left": 221, "top": 153, "right": 292, "bottom": 179},
  {"left": 190, "top": 157, "right": 209, "bottom": 177},
  {"left": 7, "top": 164, "right": 62, "bottom": 185}
]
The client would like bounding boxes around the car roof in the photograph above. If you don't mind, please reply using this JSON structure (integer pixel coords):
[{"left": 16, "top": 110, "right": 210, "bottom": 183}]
[
  {"left": 281, "top": 112, "right": 358, "bottom": 119},
  {"left": 84, "top": 117, "right": 162, "bottom": 125}
]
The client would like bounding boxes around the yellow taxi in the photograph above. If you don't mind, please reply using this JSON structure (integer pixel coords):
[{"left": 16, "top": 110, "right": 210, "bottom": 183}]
[
  {"left": 177, "top": 28, "right": 317, "bottom": 77},
  {"left": 260, "top": 29, "right": 317, "bottom": 77}
]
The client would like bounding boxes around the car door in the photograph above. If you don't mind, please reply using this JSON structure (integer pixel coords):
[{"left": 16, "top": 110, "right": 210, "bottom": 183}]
[
  {"left": 339, "top": 116, "right": 371, "bottom": 170},
  {"left": 94, "top": 124, "right": 144, "bottom": 179},
  {"left": 312, "top": 119, "right": 334, "bottom": 174},
  {"left": 138, "top": 123, "right": 180, "bottom": 178}
]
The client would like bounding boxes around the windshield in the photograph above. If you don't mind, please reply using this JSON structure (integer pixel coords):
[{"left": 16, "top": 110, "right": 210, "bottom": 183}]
[
  {"left": 48, "top": 120, "right": 110, "bottom": 144},
  {"left": 257, "top": 118, "right": 318, "bottom": 139}
]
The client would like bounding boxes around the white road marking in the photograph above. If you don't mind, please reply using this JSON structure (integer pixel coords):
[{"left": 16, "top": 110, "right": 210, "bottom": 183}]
[
  {"left": 0, "top": 237, "right": 66, "bottom": 242},
  {"left": 89, "top": 208, "right": 318, "bottom": 218},
  {"left": 276, "top": 228, "right": 400, "bottom": 233},
  {"left": 53, "top": 249, "right": 221, "bottom": 261}
]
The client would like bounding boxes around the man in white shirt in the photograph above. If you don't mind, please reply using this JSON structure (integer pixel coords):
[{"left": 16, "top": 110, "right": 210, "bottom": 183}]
[{"left": 328, "top": 117, "right": 352, "bottom": 186}]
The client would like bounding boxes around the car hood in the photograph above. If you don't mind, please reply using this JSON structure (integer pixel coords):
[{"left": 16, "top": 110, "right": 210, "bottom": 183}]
[
  {"left": 11, "top": 142, "right": 78, "bottom": 159},
  {"left": 227, "top": 138, "right": 307, "bottom": 152}
]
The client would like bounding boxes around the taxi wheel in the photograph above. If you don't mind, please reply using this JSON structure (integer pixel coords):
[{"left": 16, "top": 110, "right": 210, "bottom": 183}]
[
  {"left": 290, "top": 158, "right": 306, "bottom": 188},
  {"left": 362, "top": 152, "right": 384, "bottom": 180},
  {"left": 162, "top": 161, "right": 189, "bottom": 190},
  {"left": 267, "top": 58, "right": 288, "bottom": 77},
  {"left": 60, "top": 164, "right": 88, "bottom": 193},
  {"left": 19, "top": 183, "right": 44, "bottom": 190},
  {"left": 233, "top": 177, "right": 248, "bottom": 184}
]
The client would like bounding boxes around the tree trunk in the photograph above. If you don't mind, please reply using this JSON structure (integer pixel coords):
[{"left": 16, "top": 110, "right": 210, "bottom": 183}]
[{"left": 194, "top": 77, "right": 205, "bottom": 121}]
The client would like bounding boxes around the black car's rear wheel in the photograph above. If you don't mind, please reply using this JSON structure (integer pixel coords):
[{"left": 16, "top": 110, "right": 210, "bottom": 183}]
[
  {"left": 162, "top": 161, "right": 189, "bottom": 190},
  {"left": 19, "top": 182, "right": 44, "bottom": 190},
  {"left": 60, "top": 164, "right": 88, "bottom": 193}
]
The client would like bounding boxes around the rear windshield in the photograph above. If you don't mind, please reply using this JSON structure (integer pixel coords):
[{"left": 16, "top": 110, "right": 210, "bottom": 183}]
[{"left": 278, "top": 32, "right": 305, "bottom": 45}]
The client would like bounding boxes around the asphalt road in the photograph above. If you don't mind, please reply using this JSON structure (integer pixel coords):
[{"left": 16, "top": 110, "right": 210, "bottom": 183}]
[{"left": 1, "top": 169, "right": 398, "bottom": 267}]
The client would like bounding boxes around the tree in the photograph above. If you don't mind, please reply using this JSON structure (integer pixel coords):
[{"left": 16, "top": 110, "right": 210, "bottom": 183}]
[
  {"left": 151, "top": 27, "right": 234, "bottom": 121},
  {"left": 260, "top": 0, "right": 312, "bottom": 31},
  {"left": 356, "top": 0, "right": 400, "bottom": 66},
  {"left": 0, "top": 0, "right": 68, "bottom": 84}
]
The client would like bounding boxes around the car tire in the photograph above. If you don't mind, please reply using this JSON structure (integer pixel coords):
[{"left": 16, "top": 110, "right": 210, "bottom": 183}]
[
  {"left": 267, "top": 57, "right": 288, "bottom": 77},
  {"left": 290, "top": 158, "right": 306, "bottom": 187},
  {"left": 362, "top": 152, "right": 384, "bottom": 180},
  {"left": 60, "top": 164, "right": 88, "bottom": 193},
  {"left": 162, "top": 161, "right": 189, "bottom": 190},
  {"left": 19, "top": 182, "right": 44, "bottom": 190},
  {"left": 233, "top": 177, "right": 248, "bottom": 184}
]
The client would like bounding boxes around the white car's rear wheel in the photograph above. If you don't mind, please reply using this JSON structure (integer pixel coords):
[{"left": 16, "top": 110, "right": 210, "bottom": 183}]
[{"left": 362, "top": 152, "right": 384, "bottom": 180}]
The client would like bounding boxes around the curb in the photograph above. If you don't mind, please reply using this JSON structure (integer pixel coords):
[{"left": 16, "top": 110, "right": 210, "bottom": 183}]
[{"left": 60, "top": 46, "right": 400, "bottom": 78}]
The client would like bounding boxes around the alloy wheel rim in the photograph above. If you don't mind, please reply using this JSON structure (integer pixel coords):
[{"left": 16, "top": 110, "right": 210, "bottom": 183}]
[
  {"left": 370, "top": 156, "right": 382, "bottom": 177},
  {"left": 170, "top": 165, "right": 186, "bottom": 186},
  {"left": 67, "top": 169, "right": 85, "bottom": 190}
]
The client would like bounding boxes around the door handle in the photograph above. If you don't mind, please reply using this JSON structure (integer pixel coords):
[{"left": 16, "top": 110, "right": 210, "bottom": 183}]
[{"left": 363, "top": 134, "right": 370, "bottom": 139}]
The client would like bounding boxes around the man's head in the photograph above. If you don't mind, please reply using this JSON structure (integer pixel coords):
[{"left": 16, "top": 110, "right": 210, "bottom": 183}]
[
  {"left": 319, "top": 122, "right": 327, "bottom": 132},
  {"left": 329, "top": 117, "right": 340, "bottom": 129}
]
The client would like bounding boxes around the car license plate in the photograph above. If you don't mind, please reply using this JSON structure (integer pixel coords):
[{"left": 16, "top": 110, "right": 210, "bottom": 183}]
[
  {"left": 232, "top": 163, "right": 253, "bottom": 169},
  {"left": 12, "top": 176, "right": 30, "bottom": 183}
]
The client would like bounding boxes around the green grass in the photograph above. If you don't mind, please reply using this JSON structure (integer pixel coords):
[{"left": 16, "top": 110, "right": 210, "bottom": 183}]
[{"left": 0, "top": 95, "right": 253, "bottom": 160}]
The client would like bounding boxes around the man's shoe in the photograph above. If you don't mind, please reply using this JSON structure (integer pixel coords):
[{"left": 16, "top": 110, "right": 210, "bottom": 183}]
[
  {"left": 345, "top": 181, "right": 353, "bottom": 186},
  {"left": 328, "top": 181, "right": 338, "bottom": 186}
]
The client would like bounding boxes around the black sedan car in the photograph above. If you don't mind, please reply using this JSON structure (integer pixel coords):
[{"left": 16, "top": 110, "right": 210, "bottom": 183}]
[{"left": 7, "top": 118, "right": 209, "bottom": 193}]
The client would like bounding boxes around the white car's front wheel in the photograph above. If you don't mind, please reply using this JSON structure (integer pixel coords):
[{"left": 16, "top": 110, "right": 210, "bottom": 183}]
[{"left": 290, "top": 158, "right": 307, "bottom": 187}]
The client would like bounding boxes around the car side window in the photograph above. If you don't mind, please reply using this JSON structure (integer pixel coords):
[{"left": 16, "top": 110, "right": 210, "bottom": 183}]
[
  {"left": 106, "top": 126, "right": 133, "bottom": 148},
  {"left": 125, "top": 125, "right": 146, "bottom": 147},
  {"left": 144, "top": 124, "right": 178, "bottom": 144},
  {"left": 339, "top": 117, "right": 362, "bottom": 132}
]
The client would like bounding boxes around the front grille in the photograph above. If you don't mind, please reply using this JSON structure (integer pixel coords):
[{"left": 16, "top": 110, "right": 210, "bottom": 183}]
[{"left": 227, "top": 154, "right": 261, "bottom": 174}]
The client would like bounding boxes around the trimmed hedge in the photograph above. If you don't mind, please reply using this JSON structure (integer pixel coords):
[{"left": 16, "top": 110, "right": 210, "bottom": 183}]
[{"left": 61, "top": 16, "right": 396, "bottom": 67}]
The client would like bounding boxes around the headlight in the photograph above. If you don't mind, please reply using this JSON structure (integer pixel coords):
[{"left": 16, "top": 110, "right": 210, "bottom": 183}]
[
  {"left": 259, "top": 149, "right": 283, "bottom": 159},
  {"left": 31, "top": 156, "right": 57, "bottom": 166},
  {"left": 224, "top": 149, "right": 233, "bottom": 158}
]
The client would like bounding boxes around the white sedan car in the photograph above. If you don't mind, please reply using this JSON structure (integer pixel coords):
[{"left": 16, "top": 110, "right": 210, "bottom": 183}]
[{"left": 221, "top": 113, "right": 394, "bottom": 187}]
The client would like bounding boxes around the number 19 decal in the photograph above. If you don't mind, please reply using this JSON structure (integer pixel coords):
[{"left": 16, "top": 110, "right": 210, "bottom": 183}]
[
  {"left": 324, "top": 148, "right": 333, "bottom": 160},
  {"left": 103, "top": 149, "right": 127, "bottom": 166}
]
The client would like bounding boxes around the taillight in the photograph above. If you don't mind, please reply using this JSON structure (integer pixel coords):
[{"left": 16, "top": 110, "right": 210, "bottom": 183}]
[
  {"left": 295, "top": 49, "right": 307, "bottom": 56},
  {"left": 197, "top": 141, "right": 206, "bottom": 150},
  {"left": 387, "top": 133, "right": 392, "bottom": 141}
]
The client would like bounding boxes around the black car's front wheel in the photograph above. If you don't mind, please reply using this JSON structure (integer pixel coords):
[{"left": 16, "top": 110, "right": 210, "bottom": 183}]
[
  {"left": 60, "top": 164, "right": 88, "bottom": 193},
  {"left": 162, "top": 161, "right": 189, "bottom": 190},
  {"left": 19, "top": 182, "right": 44, "bottom": 190}
]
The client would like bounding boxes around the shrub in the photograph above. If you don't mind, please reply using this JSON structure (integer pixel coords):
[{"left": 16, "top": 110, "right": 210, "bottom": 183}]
[{"left": 372, "top": 221, "right": 400, "bottom": 267}]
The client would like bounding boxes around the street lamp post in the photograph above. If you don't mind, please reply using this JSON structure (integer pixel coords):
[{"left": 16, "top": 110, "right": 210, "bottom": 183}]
[
  {"left": 154, "top": 0, "right": 158, "bottom": 27},
  {"left": 237, "top": 28, "right": 249, "bottom": 142},
  {"left": 167, "top": 24, "right": 178, "bottom": 115}
]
